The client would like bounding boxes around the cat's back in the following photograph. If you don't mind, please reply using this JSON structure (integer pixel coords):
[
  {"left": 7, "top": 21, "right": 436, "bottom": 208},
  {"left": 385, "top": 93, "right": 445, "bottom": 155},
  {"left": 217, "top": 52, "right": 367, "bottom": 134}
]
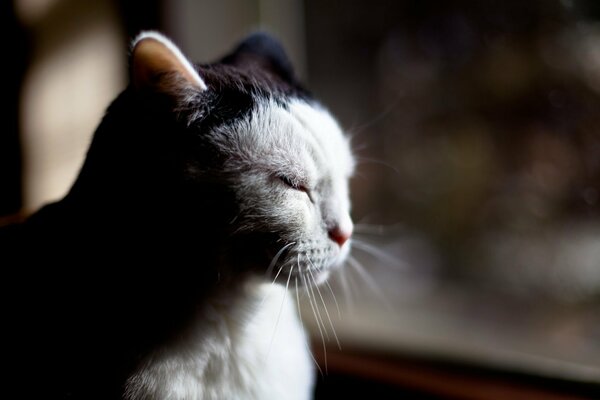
[{"left": 0, "top": 200, "right": 78, "bottom": 252}]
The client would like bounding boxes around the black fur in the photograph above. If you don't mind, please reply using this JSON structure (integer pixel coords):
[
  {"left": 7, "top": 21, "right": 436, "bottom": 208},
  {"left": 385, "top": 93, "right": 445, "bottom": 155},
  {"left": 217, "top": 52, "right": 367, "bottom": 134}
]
[
  {"left": 0, "top": 33, "right": 310, "bottom": 399},
  {"left": 220, "top": 32, "right": 300, "bottom": 90}
]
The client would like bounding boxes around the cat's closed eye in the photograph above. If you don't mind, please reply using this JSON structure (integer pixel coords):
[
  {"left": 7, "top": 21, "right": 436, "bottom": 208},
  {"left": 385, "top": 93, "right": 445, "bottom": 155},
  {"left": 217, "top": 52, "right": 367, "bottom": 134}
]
[{"left": 278, "top": 175, "right": 313, "bottom": 200}]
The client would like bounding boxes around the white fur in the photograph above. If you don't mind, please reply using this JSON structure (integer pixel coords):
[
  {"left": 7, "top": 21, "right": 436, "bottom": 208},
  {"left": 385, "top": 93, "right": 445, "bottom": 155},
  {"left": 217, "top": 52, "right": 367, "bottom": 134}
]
[
  {"left": 208, "top": 98, "right": 354, "bottom": 279},
  {"left": 126, "top": 95, "right": 353, "bottom": 399},
  {"left": 133, "top": 31, "right": 208, "bottom": 91},
  {"left": 125, "top": 283, "right": 313, "bottom": 400}
]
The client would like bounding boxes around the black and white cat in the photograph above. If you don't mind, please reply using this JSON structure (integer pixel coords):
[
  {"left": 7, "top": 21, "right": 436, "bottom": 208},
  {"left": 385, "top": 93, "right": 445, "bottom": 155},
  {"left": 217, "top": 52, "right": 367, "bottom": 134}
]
[{"left": 0, "top": 32, "right": 354, "bottom": 399}]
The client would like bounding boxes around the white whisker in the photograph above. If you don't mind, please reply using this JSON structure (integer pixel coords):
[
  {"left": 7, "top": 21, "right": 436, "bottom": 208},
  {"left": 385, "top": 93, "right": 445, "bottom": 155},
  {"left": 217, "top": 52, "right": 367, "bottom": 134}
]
[
  {"left": 354, "top": 223, "right": 404, "bottom": 235},
  {"left": 259, "top": 264, "right": 285, "bottom": 309},
  {"left": 348, "top": 256, "right": 394, "bottom": 311},
  {"left": 306, "top": 270, "right": 330, "bottom": 342},
  {"left": 352, "top": 239, "right": 402, "bottom": 267},
  {"left": 324, "top": 280, "right": 342, "bottom": 320},
  {"left": 303, "top": 273, "right": 327, "bottom": 374},
  {"left": 354, "top": 156, "right": 401, "bottom": 177},
  {"left": 268, "top": 265, "right": 294, "bottom": 357},
  {"left": 295, "top": 276, "right": 323, "bottom": 376},
  {"left": 265, "top": 242, "right": 296, "bottom": 277},
  {"left": 259, "top": 242, "right": 296, "bottom": 308},
  {"left": 347, "top": 98, "right": 399, "bottom": 138},
  {"left": 307, "top": 261, "right": 341, "bottom": 350},
  {"left": 353, "top": 224, "right": 386, "bottom": 235},
  {"left": 336, "top": 268, "right": 354, "bottom": 312}
]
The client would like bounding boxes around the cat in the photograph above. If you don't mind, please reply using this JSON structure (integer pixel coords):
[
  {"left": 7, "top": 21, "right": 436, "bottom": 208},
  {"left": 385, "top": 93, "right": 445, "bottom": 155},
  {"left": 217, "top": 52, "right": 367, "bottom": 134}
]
[{"left": 0, "top": 31, "right": 354, "bottom": 399}]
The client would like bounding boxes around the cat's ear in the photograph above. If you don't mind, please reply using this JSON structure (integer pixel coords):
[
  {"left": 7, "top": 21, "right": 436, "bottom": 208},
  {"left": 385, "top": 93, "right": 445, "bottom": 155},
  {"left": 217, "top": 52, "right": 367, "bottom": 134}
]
[
  {"left": 131, "top": 31, "right": 207, "bottom": 92},
  {"left": 221, "top": 32, "right": 296, "bottom": 84}
]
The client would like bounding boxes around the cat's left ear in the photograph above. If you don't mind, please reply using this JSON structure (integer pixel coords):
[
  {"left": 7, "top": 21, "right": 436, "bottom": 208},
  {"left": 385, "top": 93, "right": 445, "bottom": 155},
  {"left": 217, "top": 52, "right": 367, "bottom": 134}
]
[
  {"left": 221, "top": 32, "right": 297, "bottom": 84},
  {"left": 131, "top": 31, "right": 207, "bottom": 92}
]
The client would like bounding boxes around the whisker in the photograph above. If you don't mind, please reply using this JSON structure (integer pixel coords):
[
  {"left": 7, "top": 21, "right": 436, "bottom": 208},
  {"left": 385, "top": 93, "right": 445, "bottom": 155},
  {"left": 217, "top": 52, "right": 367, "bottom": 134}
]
[
  {"left": 268, "top": 265, "right": 294, "bottom": 357},
  {"left": 348, "top": 256, "right": 394, "bottom": 311},
  {"left": 306, "top": 270, "right": 330, "bottom": 342},
  {"left": 303, "top": 273, "right": 327, "bottom": 374},
  {"left": 353, "top": 224, "right": 386, "bottom": 235},
  {"left": 295, "top": 276, "right": 323, "bottom": 376},
  {"left": 259, "top": 263, "right": 285, "bottom": 309},
  {"left": 354, "top": 223, "right": 404, "bottom": 235},
  {"left": 352, "top": 239, "right": 402, "bottom": 267},
  {"left": 259, "top": 241, "right": 296, "bottom": 308},
  {"left": 347, "top": 98, "right": 399, "bottom": 138},
  {"left": 336, "top": 268, "right": 354, "bottom": 312},
  {"left": 351, "top": 141, "right": 369, "bottom": 153},
  {"left": 324, "top": 280, "right": 342, "bottom": 320},
  {"left": 265, "top": 242, "right": 296, "bottom": 277},
  {"left": 307, "top": 261, "right": 341, "bottom": 350},
  {"left": 354, "top": 156, "right": 401, "bottom": 177}
]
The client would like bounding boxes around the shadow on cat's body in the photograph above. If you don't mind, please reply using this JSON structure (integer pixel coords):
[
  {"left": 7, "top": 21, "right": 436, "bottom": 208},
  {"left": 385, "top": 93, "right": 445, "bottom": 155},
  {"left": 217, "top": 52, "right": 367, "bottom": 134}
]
[
  {"left": 1, "top": 87, "right": 241, "bottom": 398},
  {"left": 1, "top": 31, "right": 353, "bottom": 400},
  {"left": 1, "top": 73, "right": 291, "bottom": 400}
]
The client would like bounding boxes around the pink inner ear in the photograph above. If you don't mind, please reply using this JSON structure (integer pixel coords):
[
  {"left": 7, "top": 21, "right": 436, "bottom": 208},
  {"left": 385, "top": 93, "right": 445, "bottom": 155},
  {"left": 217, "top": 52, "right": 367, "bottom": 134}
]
[{"left": 132, "top": 32, "right": 207, "bottom": 91}]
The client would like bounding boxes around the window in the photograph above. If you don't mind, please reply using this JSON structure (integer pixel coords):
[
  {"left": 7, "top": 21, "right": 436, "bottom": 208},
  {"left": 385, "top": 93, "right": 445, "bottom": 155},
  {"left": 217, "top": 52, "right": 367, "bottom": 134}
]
[{"left": 299, "top": 1, "right": 600, "bottom": 397}]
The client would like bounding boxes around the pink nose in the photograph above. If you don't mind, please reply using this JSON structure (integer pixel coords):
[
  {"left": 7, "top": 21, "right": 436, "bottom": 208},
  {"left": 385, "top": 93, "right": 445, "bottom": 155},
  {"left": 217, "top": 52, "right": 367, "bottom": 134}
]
[{"left": 329, "top": 225, "right": 352, "bottom": 247}]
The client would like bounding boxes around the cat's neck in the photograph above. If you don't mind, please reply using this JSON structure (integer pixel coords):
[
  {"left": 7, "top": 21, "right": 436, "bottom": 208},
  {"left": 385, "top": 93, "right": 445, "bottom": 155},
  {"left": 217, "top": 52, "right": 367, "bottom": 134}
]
[{"left": 125, "top": 279, "right": 313, "bottom": 400}]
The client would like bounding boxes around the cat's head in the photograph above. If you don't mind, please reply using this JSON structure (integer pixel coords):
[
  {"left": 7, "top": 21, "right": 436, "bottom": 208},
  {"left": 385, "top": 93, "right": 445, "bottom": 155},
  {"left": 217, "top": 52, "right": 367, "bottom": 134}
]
[{"left": 128, "top": 32, "right": 354, "bottom": 285}]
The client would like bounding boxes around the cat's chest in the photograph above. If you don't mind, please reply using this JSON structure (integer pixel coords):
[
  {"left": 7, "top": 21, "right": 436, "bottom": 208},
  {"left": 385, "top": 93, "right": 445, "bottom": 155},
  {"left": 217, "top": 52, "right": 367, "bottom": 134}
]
[{"left": 125, "top": 285, "right": 314, "bottom": 400}]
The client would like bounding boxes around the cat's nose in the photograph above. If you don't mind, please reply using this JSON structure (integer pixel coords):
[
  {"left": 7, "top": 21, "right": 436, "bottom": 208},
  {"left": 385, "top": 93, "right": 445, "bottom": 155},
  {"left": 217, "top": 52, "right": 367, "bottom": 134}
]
[{"left": 329, "top": 224, "right": 353, "bottom": 247}]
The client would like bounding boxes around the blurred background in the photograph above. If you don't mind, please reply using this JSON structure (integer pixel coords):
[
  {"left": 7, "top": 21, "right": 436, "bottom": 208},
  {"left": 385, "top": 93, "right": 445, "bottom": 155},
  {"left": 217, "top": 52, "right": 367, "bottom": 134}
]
[{"left": 1, "top": 0, "right": 599, "bottom": 398}]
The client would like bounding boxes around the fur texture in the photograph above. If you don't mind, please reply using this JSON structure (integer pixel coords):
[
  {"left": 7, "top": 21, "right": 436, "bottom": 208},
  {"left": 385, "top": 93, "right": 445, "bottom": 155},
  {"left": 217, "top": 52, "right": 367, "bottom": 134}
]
[
  {"left": 125, "top": 284, "right": 313, "bottom": 400},
  {"left": 0, "top": 32, "right": 353, "bottom": 399}
]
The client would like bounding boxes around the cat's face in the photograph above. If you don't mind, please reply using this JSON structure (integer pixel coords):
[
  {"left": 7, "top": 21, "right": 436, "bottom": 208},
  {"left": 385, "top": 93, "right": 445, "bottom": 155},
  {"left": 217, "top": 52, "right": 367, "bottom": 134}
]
[
  {"left": 217, "top": 98, "right": 354, "bottom": 285},
  {"left": 131, "top": 32, "right": 354, "bottom": 286}
]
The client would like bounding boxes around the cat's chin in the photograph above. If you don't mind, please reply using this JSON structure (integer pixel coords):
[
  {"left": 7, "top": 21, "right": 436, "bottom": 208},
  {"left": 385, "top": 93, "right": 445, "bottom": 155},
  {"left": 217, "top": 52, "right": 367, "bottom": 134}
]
[
  {"left": 308, "top": 268, "right": 332, "bottom": 286},
  {"left": 305, "top": 242, "right": 351, "bottom": 286},
  {"left": 287, "top": 253, "right": 349, "bottom": 288},
  {"left": 260, "top": 239, "right": 352, "bottom": 288}
]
